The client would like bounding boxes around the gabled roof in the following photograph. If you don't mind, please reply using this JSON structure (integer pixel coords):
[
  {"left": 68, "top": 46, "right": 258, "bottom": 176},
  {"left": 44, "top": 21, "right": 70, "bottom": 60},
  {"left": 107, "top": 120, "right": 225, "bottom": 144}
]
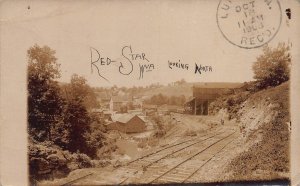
[
  {"left": 111, "top": 113, "right": 122, "bottom": 122},
  {"left": 138, "top": 116, "right": 147, "bottom": 122},
  {"left": 193, "top": 82, "right": 243, "bottom": 89},
  {"left": 111, "top": 114, "right": 145, "bottom": 124}
]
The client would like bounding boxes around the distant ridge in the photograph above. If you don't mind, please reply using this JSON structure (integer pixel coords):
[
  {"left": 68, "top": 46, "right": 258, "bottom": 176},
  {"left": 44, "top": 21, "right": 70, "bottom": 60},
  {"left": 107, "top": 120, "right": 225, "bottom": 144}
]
[{"left": 193, "top": 82, "right": 244, "bottom": 89}]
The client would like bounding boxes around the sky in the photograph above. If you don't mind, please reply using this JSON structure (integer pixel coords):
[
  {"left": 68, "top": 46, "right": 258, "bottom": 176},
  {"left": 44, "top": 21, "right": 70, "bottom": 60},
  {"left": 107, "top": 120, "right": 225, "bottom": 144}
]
[{"left": 0, "top": 0, "right": 291, "bottom": 87}]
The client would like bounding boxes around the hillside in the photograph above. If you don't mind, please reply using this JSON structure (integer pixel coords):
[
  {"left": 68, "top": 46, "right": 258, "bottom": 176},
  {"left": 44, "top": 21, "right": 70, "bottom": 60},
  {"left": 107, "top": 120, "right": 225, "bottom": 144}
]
[
  {"left": 140, "top": 84, "right": 193, "bottom": 98},
  {"left": 210, "top": 82, "right": 290, "bottom": 181}
]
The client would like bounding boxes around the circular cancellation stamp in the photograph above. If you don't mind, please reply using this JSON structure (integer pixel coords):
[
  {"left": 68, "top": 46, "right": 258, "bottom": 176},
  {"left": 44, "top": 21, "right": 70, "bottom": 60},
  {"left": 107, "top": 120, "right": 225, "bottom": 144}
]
[{"left": 217, "top": 0, "right": 282, "bottom": 49}]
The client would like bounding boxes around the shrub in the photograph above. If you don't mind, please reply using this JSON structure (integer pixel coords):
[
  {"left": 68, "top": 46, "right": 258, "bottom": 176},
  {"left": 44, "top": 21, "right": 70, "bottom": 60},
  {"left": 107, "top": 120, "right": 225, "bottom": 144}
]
[
  {"left": 72, "top": 153, "right": 93, "bottom": 168},
  {"left": 227, "top": 97, "right": 235, "bottom": 107}
]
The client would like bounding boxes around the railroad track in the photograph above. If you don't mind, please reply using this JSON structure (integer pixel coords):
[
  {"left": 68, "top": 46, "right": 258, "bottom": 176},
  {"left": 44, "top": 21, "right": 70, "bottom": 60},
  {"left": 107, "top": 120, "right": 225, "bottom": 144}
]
[
  {"left": 125, "top": 127, "right": 223, "bottom": 166},
  {"left": 59, "top": 128, "right": 236, "bottom": 185},
  {"left": 164, "top": 125, "right": 183, "bottom": 138},
  {"left": 120, "top": 129, "right": 236, "bottom": 184},
  {"left": 116, "top": 128, "right": 229, "bottom": 184},
  {"left": 182, "top": 136, "right": 235, "bottom": 183},
  {"left": 152, "top": 132, "right": 236, "bottom": 184}
]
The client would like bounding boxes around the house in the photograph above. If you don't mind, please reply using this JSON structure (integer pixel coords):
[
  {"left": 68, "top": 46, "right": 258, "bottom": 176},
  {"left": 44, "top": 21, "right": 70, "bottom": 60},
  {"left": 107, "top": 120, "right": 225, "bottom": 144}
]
[
  {"left": 106, "top": 114, "right": 146, "bottom": 133},
  {"left": 142, "top": 104, "right": 158, "bottom": 116},
  {"left": 185, "top": 82, "right": 243, "bottom": 115}
]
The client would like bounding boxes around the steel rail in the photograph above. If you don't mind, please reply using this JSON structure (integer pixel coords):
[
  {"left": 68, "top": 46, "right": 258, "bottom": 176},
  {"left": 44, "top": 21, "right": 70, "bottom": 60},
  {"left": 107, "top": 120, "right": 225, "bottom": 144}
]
[
  {"left": 182, "top": 134, "right": 236, "bottom": 183},
  {"left": 148, "top": 130, "right": 236, "bottom": 184},
  {"left": 59, "top": 173, "right": 93, "bottom": 186},
  {"left": 125, "top": 127, "right": 224, "bottom": 166},
  {"left": 118, "top": 129, "right": 232, "bottom": 185}
]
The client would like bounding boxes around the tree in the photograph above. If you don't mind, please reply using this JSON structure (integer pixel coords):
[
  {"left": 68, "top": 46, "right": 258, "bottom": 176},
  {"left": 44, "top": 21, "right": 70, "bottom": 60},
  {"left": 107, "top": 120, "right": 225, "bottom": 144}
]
[
  {"left": 62, "top": 74, "right": 99, "bottom": 109},
  {"left": 64, "top": 100, "right": 90, "bottom": 154},
  {"left": 27, "top": 45, "right": 64, "bottom": 141},
  {"left": 252, "top": 43, "right": 291, "bottom": 89},
  {"left": 62, "top": 75, "right": 90, "bottom": 153},
  {"left": 63, "top": 74, "right": 102, "bottom": 156}
]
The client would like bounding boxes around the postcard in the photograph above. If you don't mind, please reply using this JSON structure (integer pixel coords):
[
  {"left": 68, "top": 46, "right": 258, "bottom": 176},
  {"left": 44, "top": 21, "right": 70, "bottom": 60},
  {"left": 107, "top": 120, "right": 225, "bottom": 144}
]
[{"left": 0, "top": 0, "right": 300, "bottom": 185}]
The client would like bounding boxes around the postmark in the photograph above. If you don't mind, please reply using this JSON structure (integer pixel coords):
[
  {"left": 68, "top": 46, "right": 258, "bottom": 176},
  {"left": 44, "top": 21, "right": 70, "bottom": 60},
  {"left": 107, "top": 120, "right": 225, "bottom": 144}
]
[{"left": 217, "top": 0, "right": 282, "bottom": 49}]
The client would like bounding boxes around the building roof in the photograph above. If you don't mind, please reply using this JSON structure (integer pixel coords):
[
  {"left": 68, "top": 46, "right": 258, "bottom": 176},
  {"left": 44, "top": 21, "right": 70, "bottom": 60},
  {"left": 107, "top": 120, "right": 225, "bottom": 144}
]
[
  {"left": 138, "top": 116, "right": 147, "bottom": 122},
  {"left": 193, "top": 82, "right": 243, "bottom": 89},
  {"left": 111, "top": 114, "right": 145, "bottom": 124},
  {"left": 111, "top": 113, "right": 123, "bottom": 122}
]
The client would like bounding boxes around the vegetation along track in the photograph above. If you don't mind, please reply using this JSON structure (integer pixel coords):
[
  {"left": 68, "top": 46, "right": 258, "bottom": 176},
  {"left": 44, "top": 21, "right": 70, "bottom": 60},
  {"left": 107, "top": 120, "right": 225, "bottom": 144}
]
[{"left": 60, "top": 128, "right": 235, "bottom": 185}]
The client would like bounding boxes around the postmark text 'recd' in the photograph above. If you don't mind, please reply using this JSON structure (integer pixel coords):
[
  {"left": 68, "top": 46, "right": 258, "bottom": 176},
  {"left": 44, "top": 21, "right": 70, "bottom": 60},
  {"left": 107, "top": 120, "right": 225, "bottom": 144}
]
[{"left": 217, "top": 0, "right": 282, "bottom": 49}]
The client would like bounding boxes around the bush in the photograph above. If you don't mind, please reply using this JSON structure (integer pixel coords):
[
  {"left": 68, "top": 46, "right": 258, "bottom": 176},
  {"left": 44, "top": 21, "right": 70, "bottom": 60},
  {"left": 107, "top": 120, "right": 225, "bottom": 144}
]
[
  {"left": 29, "top": 139, "right": 71, "bottom": 181},
  {"left": 84, "top": 129, "right": 105, "bottom": 158},
  {"left": 72, "top": 153, "right": 93, "bottom": 168},
  {"left": 252, "top": 43, "right": 290, "bottom": 89},
  {"left": 209, "top": 91, "right": 250, "bottom": 120},
  {"left": 227, "top": 98, "right": 235, "bottom": 107}
]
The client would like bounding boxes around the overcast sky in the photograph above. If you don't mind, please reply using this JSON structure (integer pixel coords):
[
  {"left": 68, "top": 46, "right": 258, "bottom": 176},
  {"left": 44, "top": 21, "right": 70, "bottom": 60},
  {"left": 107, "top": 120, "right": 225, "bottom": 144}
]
[{"left": 1, "top": 0, "right": 291, "bottom": 87}]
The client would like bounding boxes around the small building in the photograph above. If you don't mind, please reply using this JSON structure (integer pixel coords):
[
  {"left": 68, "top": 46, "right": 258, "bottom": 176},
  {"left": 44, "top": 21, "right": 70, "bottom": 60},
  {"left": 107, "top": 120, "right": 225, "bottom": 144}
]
[
  {"left": 106, "top": 114, "right": 146, "bottom": 133},
  {"left": 185, "top": 82, "right": 243, "bottom": 115},
  {"left": 142, "top": 104, "right": 158, "bottom": 116}
]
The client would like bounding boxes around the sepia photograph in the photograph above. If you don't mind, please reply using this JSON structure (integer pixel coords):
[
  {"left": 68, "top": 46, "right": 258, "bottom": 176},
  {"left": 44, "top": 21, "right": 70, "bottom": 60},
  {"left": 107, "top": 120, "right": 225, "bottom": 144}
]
[{"left": 1, "top": 0, "right": 300, "bottom": 185}]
